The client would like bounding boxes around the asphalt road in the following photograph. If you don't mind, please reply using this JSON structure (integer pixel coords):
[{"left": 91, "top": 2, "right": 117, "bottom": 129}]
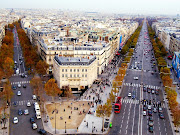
[
  {"left": 9, "top": 27, "right": 48, "bottom": 135},
  {"left": 109, "top": 19, "right": 173, "bottom": 135}
]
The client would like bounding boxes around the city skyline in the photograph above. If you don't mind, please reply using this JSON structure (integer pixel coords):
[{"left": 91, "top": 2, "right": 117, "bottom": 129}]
[{"left": 1, "top": 0, "right": 180, "bottom": 15}]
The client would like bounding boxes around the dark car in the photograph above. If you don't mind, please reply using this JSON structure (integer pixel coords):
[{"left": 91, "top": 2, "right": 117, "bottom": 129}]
[
  {"left": 143, "top": 105, "right": 147, "bottom": 111},
  {"left": 155, "top": 90, "right": 159, "bottom": 95},
  {"left": 149, "top": 126, "right": 153, "bottom": 133},
  {"left": 21, "top": 74, "right": 25, "bottom": 78},
  {"left": 13, "top": 101, "right": 18, "bottom": 107},
  {"left": 143, "top": 87, "right": 147, "bottom": 92},
  {"left": 149, "top": 116, "right": 153, "bottom": 121},
  {"left": 147, "top": 88, "right": 151, "bottom": 93},
  {"left": 148, "top": 110, "right": 152, "bottom": 116},
  {"left": 30, "top": 117, "right": 35, "bottom": 124},
  {"left": 159, "top": 113, "right": 164, "bottom": 119},
  {"left": 38, "top": 129, "right": 46, "bottom": 134},
  {"left": 18, "top": 109, "right": 23, "bottom": 115},
  {"left": 23, "top": 85, "right": 26, "bottom": 88},
  {"left": 12, "top": 85, "right": 17, "bottom": 90}
]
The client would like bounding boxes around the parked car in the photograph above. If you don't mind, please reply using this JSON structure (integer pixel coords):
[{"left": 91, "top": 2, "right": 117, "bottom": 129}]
[{"left": 149, "top": 126, "right": 153, "bottom": 133}]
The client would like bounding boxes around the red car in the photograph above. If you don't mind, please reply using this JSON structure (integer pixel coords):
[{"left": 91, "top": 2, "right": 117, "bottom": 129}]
[{"left": 168, "top": 55, "right": 173, "bottom": 60}]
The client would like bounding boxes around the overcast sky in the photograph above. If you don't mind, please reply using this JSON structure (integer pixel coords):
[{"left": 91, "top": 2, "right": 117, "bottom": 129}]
[{"left": 1, "top": 0, "right": 180, "bottom": 15}]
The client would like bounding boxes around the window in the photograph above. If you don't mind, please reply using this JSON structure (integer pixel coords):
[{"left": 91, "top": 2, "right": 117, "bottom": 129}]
[
  {"left": 85, "top": 74, "right": 87, "bottom": 77},
  {"left": 70, "top": 74, "right": 72, "bottom": 77},
  {"left": 77, "top": 69, "right": 79, "bottom": 72},
  {"left": 82, "top": 69, "right": 84, "bottom": 72},
  {"left": 62, "top": 74, "right": 64, "bottom": 77},
  {"left": 65, "top": 74, "right": 67, "bottom": 77},
  {"left": 77, "top": 74, "right": 79, "bottom": 77},
  {"left": 82, "top": 74, "right": 84, "bottom": 77},
  {"left": 62, "top": 69, "right": 64, "bottom": 72},
  {"left": 74, "top": 74, "right": 76, "bottom": 77},
  {"left": 85, "top": 69, "right": 87, "bottom": 72},
  {"left": 74, "top": 69, "right": 76, "bottom": 72},
  {"left": 70, "top": 69, "right": 72, "bottom": 72},
  {"left": 65, "top": 69, "right": 67, "bottom": 72}
]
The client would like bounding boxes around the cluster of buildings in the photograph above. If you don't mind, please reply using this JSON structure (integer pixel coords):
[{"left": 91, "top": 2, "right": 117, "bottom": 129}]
[
  {"left": 152, "top": 19, "right": 180, "bottom": 54},
  {"left": 0, "top": 9, "right": 20, "bottom": 46},
  {"left": 1, "top": 9, "right": 139, "bottom": 93},
  {"left": 152, "top": 18, "right": 180, "bottom": 82}
]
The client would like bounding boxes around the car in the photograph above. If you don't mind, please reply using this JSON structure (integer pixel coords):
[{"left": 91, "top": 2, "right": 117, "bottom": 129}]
[
  {"left": 17, "top": 91, "right": 21, "bottom": 96},
  {"left": 132, "top": 95, "right": 135, "bottom": 99},
  {"left": 30, "top": 117, "right": 35, "bottom": 124},
  {"left": 32, "top": 123, "right": 38, "bottom": 130},
  {"left": 134, "top": 77, "right": 138, "bottom": 80},
  {"left": 153, "top": 108, "right": 157, "bottom": 113},
  {"left": 168, "top": 55, "right": 173, "bottom": 60},
  {"left": 128, "top": 93, "right": 131, "bottom": 97},
  {"left": 12, "top": 85, "right": 17, "bottom": 90},
  {"left": 147, "top": 88, "right": 151, "bottom": 93},
  {"left": 25, "top": 75, "right": 28, "bottom": 78},
  {"left": 149, "top": 116, "right": 153, "bottom": 121},
  {"left": 14, "top": 61, "right": 17, "bottom": 64},
  {"left": 148, "top": 105, "right": 151, "bottom": 110},
  {"left": 13, "top": 117, "right": 18, "bottom": 124},
  {"left": 155, "top": 90, "right": 159, "bottom": 95},
  {"left": 143, "top": 105, "right": 147, "bottom": 111},
  {"left": 151, "top": 89, "right": 155, "bottom": 94},
  {"left": 13, "top": 101, "right": 18, "bottom": 107},
  {"left": 18, "top": 83, "right": 21, "bottom": 88},
  {"left": 18, "top": 109, "right": 23, "bottom": 115},
  {"left": 149, "top": 126, "right": 153, "bottom": 133},
  {"left": 143, "top": 111, "right": 146, "bottom": 116},
  {"left": 148, "top": 121, "right": 154, "bottom": 126},
  {"left": 143, "top": 87, "right": 147, "bottom": 92},
  {"left": 33, "top": 95, "right": 37, "bottom": 100},
  {"left": 24, "top": 109, "right": 29, "bottom": 115},
  {"left": 148, "top": 110, "right": 152, "bottom": 116},
  {"left": 27, "top": 102, "right": 31, "bottom": 107},
  {"left": 158, "top": 107, "right": 163, "bottom": 113},
  {"left": 23, "top": 85, "right": 26, "bottom": 88},
  {"left": 21, "top": 74, "right": 25, "bottom": 78},
  {"left": 159, "top": 113, "right": 164, "bottom": 119},
  {"left": 38, "top": 129, "right": 46, "bottom": 134}
]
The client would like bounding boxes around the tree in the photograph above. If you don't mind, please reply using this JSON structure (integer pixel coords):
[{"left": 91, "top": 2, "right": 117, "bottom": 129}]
[
  {"left": 2, "top": 80, "right": 14, "bottom": 103},
  {"left": 8, "top": 24, "right": 14, "bottom": 31},
  {"left": 173, "top": 107, "right": 180, "bottom": 132},
  {"left": 36, "top": 60, "right": 49, "bottom": 76},
  {"left": 44, "top": 79, "right": 62, "bottom": 102},
  {"left": 2, "top": 57, "right": 14, "bottom": 78},
  {"left": 96, "top": 102, "right": 112, "bottom": 132}
]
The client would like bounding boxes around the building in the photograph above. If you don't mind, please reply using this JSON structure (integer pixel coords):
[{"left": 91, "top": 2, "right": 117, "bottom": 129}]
[
  {"left": 172, "top": 51, "right": 180, "bottom": 82},
  {"left": 53, "top": 55, "right": 97, "bottom": 93},
  {"left": 169, "top": 34, "right": 180, "bottom": 54}
]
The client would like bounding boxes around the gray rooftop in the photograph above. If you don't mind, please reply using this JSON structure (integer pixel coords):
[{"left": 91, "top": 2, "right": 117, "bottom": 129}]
[{"left": 54, "top": 55, "right": 96, "bottom": 66}]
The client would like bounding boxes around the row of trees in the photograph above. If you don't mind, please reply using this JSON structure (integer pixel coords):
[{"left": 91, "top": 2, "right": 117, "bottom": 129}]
[
  {"left": 147, "top": 21, "right": 180, "bottom": 131},
  {"left": 121, "top": 25, "right": 142, "bottom": 55},
  {"left": 13, "top": 20, "right": 48, "bottom": 76}
]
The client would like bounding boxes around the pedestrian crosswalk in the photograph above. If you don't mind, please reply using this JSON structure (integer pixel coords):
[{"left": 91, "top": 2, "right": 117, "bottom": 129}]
[
  {"left": 11, "top": 81, "right": 30, "bottom": 85},
  {"left": 123, "top": 82, "right": 161, "bottom": 89},
  {"left": 121, "top": 98, "right": 139, "bottom": 104},
  {"left": 12, "top": 99, "right": 35, "bottom": 106}
]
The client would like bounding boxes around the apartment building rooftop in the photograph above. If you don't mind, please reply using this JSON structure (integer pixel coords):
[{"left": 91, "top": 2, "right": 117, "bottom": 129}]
[{"left": 54, "top": 55, "right": 96, "bottom": 66}]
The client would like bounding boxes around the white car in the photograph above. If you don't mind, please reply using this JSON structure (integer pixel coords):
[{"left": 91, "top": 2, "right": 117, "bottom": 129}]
[
  {"left": 148, "top": 105, "right": 151, "bottom": 110},
  {"left": 24, "top": 109, "right": 29, "bottom": 115},
  {"left": 13, "top": 117, "right": 18, "bottom": 124},
  {"left": 143, "top": 111, "right": 146, "bottom": 116},
  {"left": 27, "top": 102, "right": 31, "bottom": 107},
  {"left": 134, "top": 77, "right": 139, "bottom": 80},
  {"left": 17, "top": 91, "right": 21, "bottom": 96},
  {"left": 128, "top": 93, "right": 132, "bottom": 97},
  {"left": 32, "top": 95, "right": 36, "bottom": 100},
  {"left": 18, "top": 83, "right": 21, "bottom": 88},
  {"left": 32, "top": 123, "right": 37, "bottom": 130}
]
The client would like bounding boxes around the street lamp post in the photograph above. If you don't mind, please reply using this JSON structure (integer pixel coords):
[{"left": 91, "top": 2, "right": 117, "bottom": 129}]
[
  {"left": 52, "top": 103, "right": 58, "bottom": 134},
  {"left": 65, "top": 121, "right": 66, "bottom": 133}
]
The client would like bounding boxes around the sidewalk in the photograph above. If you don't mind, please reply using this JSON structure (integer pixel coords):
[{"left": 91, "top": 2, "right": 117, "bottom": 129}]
[{"left": 0, "top": 107, "right": 10, "bottom": 135}]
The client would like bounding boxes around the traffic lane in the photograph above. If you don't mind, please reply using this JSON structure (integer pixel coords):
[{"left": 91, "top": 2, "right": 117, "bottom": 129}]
[
  {"left": 118, "top": 103, "right": 131, "bottom": 135},
  {"left": 10, "top": 105, "right": 42, "bottom": 135},
  {"left": 162, "top": 108, "right": 173, "bottom": 135}
]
